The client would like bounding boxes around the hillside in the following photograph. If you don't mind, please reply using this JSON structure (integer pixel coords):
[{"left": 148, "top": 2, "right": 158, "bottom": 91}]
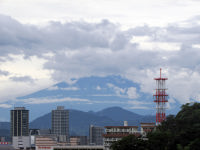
[{"left": 30, "top": 107, "right": 155, "bottom": 135}]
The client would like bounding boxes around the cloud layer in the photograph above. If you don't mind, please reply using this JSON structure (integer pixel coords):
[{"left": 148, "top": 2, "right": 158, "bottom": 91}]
[{"left": 1, "top": 14, "right": 200, "bottom": 105}]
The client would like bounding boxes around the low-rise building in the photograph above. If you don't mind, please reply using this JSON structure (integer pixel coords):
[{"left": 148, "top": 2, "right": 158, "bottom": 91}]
[
  {"left": 35, "top": 135, "right": 57, "bottom": 150},
  {"left": 12, "top": 136, "right": 31, "bottom": 150},
  {"left": 140, "top": 123, "right": 156, "bottom": 137},
  {"left": 103, "top": 123, "right": 140, "bottom": 150},
  {"left": 70, "top": 136, "right": 87, "bottom": 146},
  {"left": 36, "top": 145, "right": 104, "bottom": 150}
]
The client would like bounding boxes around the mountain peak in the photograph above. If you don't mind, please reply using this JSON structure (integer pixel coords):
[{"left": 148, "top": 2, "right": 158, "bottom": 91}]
[{"left": 96, "top": 106, "right": 142, "bottom": 121}]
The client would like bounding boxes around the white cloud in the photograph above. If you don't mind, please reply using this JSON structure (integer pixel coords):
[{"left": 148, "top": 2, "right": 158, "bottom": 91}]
[
  {"left": 128, "top": 100, "right": 151, "bottom": 109},
  {"left": 24, "top": 97, "right": 90, "bottom": 104},
  {"left": 0, "top": 14, "right": 200, "bottom": 106},
  {"left": 127, "top": 87, "right": 139, "bottom": 99},
  {"left": 1, "top": 0, "right": 200, "bottom": 28},
  {"left": 107, "top": 83, "right": 126, "bottom": 96},
  {"left": 138, "top": 42, "right": 181, "bottom": 51},
  {"left": 0, "top": 104, "right": 12, "bottom": 108},
  {"left": 129, "top": 106, "right": 150, "bottom": 109},
  {"left": 96, "top": 86, "right": 101, "bottom": 90},
  {"left": 48, "top": 86, "right": 79, "bottom": 91},
  {"left": 47, "top": 86, "right": 59, "bottom": 90}
]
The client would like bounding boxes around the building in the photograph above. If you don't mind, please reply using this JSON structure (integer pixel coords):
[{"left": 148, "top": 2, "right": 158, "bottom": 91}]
[
  {"left": 35, "top": 135, "right": 57, "bottom": 150},
  {"left": 30, "top": 129, "right": 40, "bottom": 148},
  {"left": 103, "top": 122, "right": 140, "bottom": 150},
  {"left": 10, "top": 107, "right": 30, "bottom": 149},
  {"left": 70, "top": 136, "right": 87, "bottom": 146},
  {"left": 10, "top": 107, "right": 29, "bottom": 137},
  {"left": 35, "top": 136, "right": 103, "bottom": 150},
  {"left": 12, "top": 136, "right": 30, "bottom": 149},
  {"left": 52, "top": 106, "right": 69, "bottom": 142},
  {"left": 36, "top": 145, "right": 104, "bottom": 150},
  {"left": 89, "top": 125, "right": 104, "bottom": 145},
  {"left": 140, "top": 123, "right": 156, "bottom": 137}
]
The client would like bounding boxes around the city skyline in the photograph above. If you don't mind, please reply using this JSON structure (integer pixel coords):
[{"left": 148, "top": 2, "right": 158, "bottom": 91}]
[{"left": 0, "top": 0, "right": 200, "bottom": 121}]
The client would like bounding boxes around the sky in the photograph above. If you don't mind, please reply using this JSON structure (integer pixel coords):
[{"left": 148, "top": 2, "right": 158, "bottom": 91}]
[{"left": 0, "top": 0, "right": 200, "bottom": 119}]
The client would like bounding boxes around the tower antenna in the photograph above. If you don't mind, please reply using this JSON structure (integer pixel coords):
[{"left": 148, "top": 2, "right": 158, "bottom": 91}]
[{"left": 154, "top": 68, "right": 168, "bottom": 125}]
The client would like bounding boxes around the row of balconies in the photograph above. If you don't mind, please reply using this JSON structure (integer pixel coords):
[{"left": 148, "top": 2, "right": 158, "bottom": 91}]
[{"left": 105, "top": 129, "right": 138, "bottom": 133}]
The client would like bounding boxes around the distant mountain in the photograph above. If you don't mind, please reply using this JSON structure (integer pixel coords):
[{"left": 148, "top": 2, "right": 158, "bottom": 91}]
[
  {"left": 29, "top": 107, "right": 155, "bottom": 136},
  {"left": 96, "top": 106, "right": 142, "bottom": 121},
  {"left": 0, "top": 122, "right": 10, "bottom": 130},
  {"left": 95, "top": 106, "right": 155, "bottom": 126},
  {"left": 14, "top": 75, "right": 162, "bottom": 122},
  {"left": 30, "top": 113, "right": 51, "bottom": 129},
  {"left": 0, "top": 107, "right": 155, "bottom": 136},
  {"left": 30, "top": 109, "right": 120, "bottom": 136},
  {"left": 0, "top": 75, "right": 179, "bottom": 122},
  {"left": 0, "top": 122, "right": 10, "bottom": 141}
]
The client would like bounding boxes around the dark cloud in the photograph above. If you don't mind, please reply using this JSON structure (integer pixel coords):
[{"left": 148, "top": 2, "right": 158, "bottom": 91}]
[
  {"left": 0, "top": 70, "right": 9, "bottom": 76},
  {"left": 0, "top": 15, "right": 121, "bottom": 57},
  {"left": 2, "top": 14, "right": 200, "bottom": 103},
  {"left": 9, "top": 76, "right": 35, "bottom": 83}
]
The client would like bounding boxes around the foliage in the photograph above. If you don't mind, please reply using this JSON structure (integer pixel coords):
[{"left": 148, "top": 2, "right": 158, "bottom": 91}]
[
  {"left": 110, "top": 135, "right": 148, "bottom": 150},
  {"left": 111, "top": 102, "right": 200, "bottom": 150}
]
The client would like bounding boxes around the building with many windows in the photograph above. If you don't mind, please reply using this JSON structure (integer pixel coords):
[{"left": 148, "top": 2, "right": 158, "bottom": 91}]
[
  {"left": 89, "top": 125, "right": 104, "bottom": 145},
  {"left": 103, "top": 122, "right": 140, "bottom": 150},
  {"left": 52, "top": 106, "right": 69, "bottom": 142},
  {"left": 10, "top": 107, "right": 29, "bottom": 137},
  {"left": 10, "top": 107, "right": 30, "bottom": 149}
]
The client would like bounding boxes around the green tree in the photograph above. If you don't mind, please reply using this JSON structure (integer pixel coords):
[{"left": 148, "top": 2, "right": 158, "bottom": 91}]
[
  {"left": 111, "top": 102, "right": 200, "bottom": 150},
  {"left": 110, "top": 135, "right": 148, "bottom": 150}
]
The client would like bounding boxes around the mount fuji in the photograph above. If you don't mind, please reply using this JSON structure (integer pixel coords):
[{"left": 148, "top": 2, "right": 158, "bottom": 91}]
[{"left": 1, "top": 75, "right": 181, "bottom": 121}]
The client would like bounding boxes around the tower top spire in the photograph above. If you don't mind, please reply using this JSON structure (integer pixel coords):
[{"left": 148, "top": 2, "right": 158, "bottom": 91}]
[{"left": 160, "top": 68, "right": 162, "bottom": 78}]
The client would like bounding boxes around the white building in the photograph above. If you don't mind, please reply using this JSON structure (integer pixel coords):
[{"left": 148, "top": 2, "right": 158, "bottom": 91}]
[
  {"left": 12, "top": 136, "right": 30, "bottom": 149},
  {"left": 103, "top": 123, "right": 140, "bottom": 150}
]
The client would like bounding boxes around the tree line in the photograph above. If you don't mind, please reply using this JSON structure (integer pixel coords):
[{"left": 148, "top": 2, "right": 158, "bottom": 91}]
[{"left": 111, "top": 102, "right": 200, "bottom": 150}]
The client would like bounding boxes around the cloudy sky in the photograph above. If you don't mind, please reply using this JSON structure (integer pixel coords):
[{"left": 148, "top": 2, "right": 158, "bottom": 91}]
[{"left": 0, "top": 0, "right": 200, "bottom": 112}]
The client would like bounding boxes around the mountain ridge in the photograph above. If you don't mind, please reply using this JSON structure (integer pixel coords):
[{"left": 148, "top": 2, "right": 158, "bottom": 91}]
[
  {"left": 29, "top": 106, "right": 155, "bottom": 135},
  {"left": 0, "top": 106, "right": 155, "bottom": 136}
]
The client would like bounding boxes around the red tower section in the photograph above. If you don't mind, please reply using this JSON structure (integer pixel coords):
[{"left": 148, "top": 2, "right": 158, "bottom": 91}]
[{"left": 154, "top": 68, "right": 168, "bottom": 125}]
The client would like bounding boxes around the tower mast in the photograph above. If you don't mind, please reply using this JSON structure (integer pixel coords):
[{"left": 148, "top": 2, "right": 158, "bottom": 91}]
[{"left": 154, "top": 68, "right": 168, "bottom": 125}]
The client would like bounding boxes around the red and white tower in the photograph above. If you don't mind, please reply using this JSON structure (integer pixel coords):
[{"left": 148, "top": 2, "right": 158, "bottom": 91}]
[{"left": 154, "top": 68, "right": 168, "bottom": 125}]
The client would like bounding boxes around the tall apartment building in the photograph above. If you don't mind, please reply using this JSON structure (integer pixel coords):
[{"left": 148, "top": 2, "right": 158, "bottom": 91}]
[
  {"left": 10, "top": 107, "right": 30, "bottom": 149},
  {"left": 52, "top": 106, "right": 69, "bottom": 142},
  {"left": 10, "top": 107, "right": 29, "bottom": 136},
  {"left": 89, "top": 125, "right": 104, "bottom": 145}
]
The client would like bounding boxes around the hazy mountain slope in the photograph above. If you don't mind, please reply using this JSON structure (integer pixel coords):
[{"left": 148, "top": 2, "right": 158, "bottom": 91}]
[
  {"left": 96, "top": 106, "right": 142, "bottom": 121},
  {"left": 29, "top": 107, "right": 155, "bottom": 135},
  {"left": 30, "top": 109, "right": 120, "bottom": 136}
]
